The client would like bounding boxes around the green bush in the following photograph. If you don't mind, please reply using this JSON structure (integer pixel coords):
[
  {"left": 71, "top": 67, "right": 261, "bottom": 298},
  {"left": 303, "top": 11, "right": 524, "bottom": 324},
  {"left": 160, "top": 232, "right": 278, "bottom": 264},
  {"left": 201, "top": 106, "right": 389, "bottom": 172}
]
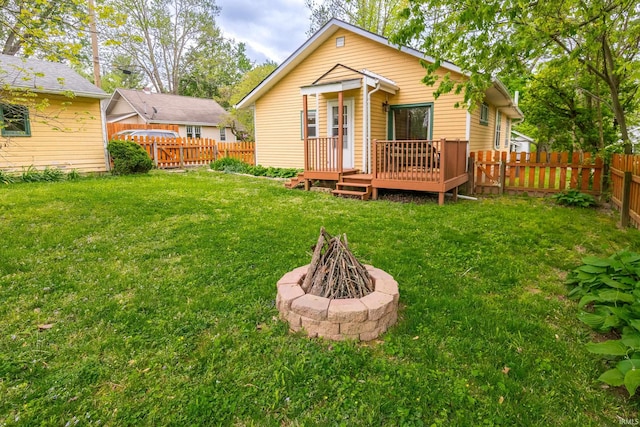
[
  {"left": 0, "top": 169, "right": 14, "bottom": 185},
  {"left": 568, "top": 251, "right": 640, "bottom": 396},
  {"left": 108, "top": 140, "right": 154, "bottom": 175},
  {"left": 20, "top": 166, "right": 65, "bottom": 182},
  {"left": 210, "top": 157, "right": 248, "bottom": 173},
  {"left": 553, "top": 189, "right": 596, "bottom": 208},
  {"left": 67, "top": 169, "right": 81, "bottom": 181},
  {"left": 210, "top": 158, "right": 301, "bottom": 178}
]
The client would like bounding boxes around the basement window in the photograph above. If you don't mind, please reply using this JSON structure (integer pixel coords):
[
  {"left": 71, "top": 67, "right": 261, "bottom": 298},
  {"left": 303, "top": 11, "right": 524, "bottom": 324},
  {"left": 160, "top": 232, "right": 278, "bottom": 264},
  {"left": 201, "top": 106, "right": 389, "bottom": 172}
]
[
  {"left": 336, "top": 36, "right": 345, "bottom": 47},
  {"left": 0, "top": 103, "right": 31, "bottom": 136}
]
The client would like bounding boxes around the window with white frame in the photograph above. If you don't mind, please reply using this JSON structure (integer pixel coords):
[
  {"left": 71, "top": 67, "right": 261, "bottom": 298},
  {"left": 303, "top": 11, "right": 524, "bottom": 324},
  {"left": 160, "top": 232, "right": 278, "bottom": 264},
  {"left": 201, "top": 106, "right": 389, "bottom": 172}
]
[
  {"left": 186, "top": 125, "right": 201, "bottom": 138},
  {"left": 480, "top": 103, "right": 489, "bottom": 125},
  {"left": 220, "top": 127, "right": 226, "bottom": 141},
  {"left": 494, "top": 111, "right": 502, "bottom": 150},
  {"left": 301, "top": 110, "right": 317, "bottom": 139},
  {"left": 504, "top": 118, "right": 510, "bottom": 148}
]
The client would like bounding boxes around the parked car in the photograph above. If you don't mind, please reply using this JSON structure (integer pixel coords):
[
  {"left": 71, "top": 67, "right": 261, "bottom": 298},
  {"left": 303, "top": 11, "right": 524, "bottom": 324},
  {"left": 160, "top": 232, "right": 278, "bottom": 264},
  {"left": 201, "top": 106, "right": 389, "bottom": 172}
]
[{"left": 112, "top": 129, "right": 179, "bottom": 139}]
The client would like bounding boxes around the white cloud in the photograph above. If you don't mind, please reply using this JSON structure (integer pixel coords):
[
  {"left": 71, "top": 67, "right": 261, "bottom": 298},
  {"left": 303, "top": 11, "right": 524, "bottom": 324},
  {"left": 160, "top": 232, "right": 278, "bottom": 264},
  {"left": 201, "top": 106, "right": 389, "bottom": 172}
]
[{"left": 217, "top": 0, "right": 311, "bottom": 64}]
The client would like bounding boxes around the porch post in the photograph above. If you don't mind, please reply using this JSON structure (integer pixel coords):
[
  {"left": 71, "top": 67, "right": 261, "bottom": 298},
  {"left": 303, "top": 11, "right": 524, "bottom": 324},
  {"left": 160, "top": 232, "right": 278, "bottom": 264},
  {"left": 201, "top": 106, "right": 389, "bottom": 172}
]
[
  {"left": 338, "top": 91, "right": 344, "bottom": 173},
  {"left": 303, "top": 94, "right": 309, "bottom": 172}
]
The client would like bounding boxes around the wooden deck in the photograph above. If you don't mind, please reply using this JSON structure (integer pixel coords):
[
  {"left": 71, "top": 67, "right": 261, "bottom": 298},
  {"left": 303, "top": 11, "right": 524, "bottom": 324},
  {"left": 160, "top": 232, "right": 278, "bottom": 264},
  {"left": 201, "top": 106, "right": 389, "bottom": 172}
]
[{"left": 294, "top": 138, "right": 469, "bottom": 205}]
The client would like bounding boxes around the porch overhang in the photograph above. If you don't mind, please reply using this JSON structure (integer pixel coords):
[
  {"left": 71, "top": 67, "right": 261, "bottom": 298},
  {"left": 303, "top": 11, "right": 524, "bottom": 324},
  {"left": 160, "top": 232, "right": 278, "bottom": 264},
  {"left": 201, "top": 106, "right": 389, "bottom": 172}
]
[
  {"left": 300, "top": 78, "right": 362, "bottom": 95},
  {"left": 300, "top": 67, "right": 399, "bottom": 96}
]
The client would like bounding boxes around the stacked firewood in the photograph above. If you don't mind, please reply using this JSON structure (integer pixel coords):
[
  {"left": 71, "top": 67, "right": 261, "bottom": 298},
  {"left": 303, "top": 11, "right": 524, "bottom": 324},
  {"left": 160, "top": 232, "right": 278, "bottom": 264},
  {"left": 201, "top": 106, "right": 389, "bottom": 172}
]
[{"left": 301, "top": 227, "right": 373, "bottom": 299}]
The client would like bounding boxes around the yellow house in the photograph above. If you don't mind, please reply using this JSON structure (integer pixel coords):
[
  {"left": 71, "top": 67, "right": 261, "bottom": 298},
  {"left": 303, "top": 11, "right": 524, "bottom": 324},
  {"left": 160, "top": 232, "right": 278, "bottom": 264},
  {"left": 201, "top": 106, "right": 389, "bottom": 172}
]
[
  {"left": 237, "top": 19, "right": 523, "bottom": 203},
  {"left": 0, "top": 54, "right": 109, "bottom": 173}
]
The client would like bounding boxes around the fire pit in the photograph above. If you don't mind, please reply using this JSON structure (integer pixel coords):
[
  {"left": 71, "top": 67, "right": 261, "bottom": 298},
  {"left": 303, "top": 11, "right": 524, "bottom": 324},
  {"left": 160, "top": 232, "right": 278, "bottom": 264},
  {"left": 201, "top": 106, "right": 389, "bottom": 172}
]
[{"left": 276, "top": 229, "right": 399, "bottom": 341}]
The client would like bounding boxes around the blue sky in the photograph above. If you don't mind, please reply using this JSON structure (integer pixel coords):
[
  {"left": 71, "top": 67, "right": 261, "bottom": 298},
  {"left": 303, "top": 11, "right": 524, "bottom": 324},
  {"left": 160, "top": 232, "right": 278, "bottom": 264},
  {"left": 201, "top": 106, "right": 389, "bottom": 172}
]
[{"left": 216, "top": 0, "right": 312, "bottom": 65}]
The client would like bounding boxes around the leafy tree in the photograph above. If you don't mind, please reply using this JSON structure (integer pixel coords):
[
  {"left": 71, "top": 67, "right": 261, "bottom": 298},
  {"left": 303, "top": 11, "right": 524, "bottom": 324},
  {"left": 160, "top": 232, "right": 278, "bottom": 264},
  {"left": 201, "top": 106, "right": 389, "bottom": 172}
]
[
  {"left": 0, "top": 0, "right": 90, "bottom": 62},
  {"left": 102, "top": 0, "right": 221, "bottom": 94},
  {"left": 306, "top": 0, "right": 408, "bottom": 36},
  {"left": 100, "top": 55, "right": 145, "bottom": 93},
  {"left": 518, "top": 59, "right": 617, "bottom": 153},
  {"left": 178, "top": 27, "right": 252, "bottom": 106},
  {"left": 225, "top": 62, "right": 278, "bottom": 141},
  {"left": 393, "top": 0, "right": 640, "bottom": 153}
]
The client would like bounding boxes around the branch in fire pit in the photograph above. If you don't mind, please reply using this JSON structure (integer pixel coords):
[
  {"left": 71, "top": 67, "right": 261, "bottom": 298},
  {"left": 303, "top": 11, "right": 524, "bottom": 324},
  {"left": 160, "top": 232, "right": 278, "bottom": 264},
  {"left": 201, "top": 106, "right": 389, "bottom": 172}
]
[{"left": 303, "top": 227, "right": 373, "bottom": 299}]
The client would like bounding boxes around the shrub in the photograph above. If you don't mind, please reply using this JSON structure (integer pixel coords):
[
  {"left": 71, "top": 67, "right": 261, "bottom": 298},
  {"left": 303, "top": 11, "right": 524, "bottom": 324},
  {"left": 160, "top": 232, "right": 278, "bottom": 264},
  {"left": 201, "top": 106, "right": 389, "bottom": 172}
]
[
  {"left": 67, "top": 169, "right": 81, "bottom": 181},
  {"left": 0, "top": 169, "right": 14, "bottom": 185},
  {"left": 108, "top": 140, "right": 154, "bottom": 175},
  {"left": 568, "top": 251, "right": 640, "bottom": 396},
  {"left": 210, "top": 157, "right": 248, "bottom": 173},
  {"left": 210, "top": 158, "right": 301, "bottom": 179},
  {"left": 41, "top": 167, "right": 65, "bottom": 182},
  {"left": 553, "top": 189, "right": 596, "bottom": 208}
]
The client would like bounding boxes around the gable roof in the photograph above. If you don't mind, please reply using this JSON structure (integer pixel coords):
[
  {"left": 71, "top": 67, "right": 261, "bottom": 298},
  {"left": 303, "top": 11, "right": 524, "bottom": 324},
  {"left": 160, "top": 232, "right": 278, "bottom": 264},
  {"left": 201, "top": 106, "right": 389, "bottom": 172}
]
[
  {"left": 236, "top": 18, "right": 523, "bottom": 119},
  {"left": 106, "top": 89, "right": 229, "bottom": 126},
  {"left": 0, "top": 54, "right": 108, "bottom": 99}
]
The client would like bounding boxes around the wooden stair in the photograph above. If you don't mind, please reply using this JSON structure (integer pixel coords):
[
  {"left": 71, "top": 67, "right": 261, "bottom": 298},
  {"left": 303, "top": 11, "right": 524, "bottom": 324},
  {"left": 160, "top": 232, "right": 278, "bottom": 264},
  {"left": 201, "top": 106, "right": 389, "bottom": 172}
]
[
  {"left": 284, "top": 172, "right": 306, "bottom": 189},
  {"left": 332, "top": 174, "right": 373, "bottom": 200}
]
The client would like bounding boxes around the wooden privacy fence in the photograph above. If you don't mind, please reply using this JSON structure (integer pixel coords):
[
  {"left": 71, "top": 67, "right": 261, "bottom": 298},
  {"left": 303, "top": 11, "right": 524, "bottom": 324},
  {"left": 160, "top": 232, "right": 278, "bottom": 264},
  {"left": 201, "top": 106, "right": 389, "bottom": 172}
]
[
  {"left": 470, "top": 151, "right": 604, "bottom": 196},
  {"left": 106, "top": 123, "right": 179, "bottom": 139},
  {"left": 111, "top": 135, "right": 255, "bottom": 168},
  {"left": 610, "top": 154, "right": 640, "bottom": 228}
]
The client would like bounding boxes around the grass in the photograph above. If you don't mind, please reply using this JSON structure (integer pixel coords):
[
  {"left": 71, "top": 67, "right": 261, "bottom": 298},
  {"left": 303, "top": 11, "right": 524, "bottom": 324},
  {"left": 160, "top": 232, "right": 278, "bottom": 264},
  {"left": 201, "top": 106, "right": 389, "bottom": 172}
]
[{"left": 1, "top": 169, "right": 639, "bottom": 426}]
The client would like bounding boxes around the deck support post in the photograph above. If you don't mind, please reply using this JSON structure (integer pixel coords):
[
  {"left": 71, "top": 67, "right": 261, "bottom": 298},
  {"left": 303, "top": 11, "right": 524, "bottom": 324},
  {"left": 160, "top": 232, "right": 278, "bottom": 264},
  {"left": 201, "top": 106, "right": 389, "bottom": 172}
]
[
  {"left": 438, "top": 192, "right": 445, "bottom": 205},
  {"left": 303, "top": 95, "right": 309, "bottom": 189}
]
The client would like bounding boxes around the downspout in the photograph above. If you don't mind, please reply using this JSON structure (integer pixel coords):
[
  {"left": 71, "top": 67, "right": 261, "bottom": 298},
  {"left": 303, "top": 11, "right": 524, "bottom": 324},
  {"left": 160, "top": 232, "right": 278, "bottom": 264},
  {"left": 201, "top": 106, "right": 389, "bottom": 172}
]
[
  {"left": 366, "top": 80, "right": 382, "bottom": 173},
  {"left": 100, "top": 99, "right": 110, "bottom": 172}
]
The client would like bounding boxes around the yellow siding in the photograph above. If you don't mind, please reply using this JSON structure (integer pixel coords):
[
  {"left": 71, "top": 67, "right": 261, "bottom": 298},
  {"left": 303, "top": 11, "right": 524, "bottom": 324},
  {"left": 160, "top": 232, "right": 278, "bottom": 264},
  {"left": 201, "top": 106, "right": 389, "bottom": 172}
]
[
  {"left": 0, "top": 94, "right": 107, "bottom": 172},
  {"left": 468, "top": 101, "right": 512, "bottom": 153},
  {"left": 255, "top": 28, "right": 469, "bottom": 169}
]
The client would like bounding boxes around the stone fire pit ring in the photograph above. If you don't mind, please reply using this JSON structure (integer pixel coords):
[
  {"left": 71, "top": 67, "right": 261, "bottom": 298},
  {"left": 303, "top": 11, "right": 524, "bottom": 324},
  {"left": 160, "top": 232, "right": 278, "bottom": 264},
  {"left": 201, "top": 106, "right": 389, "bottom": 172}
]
[{"left": 276, "top": 264, "right": 399, "bottom": 341}]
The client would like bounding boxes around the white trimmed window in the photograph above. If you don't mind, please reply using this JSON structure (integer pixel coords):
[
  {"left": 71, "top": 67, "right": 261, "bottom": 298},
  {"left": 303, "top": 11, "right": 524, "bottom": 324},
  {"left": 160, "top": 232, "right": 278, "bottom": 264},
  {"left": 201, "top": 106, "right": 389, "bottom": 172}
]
[
  {"left": 186, "top": 125, "right": 201, "bottom": 138},
  {"left": 494, "top": 111, "right": 502, "bottom": 150},
  {"left": 480, "top": 103, "right": 489, "bottom": 126},
  {"left": 504, "top": 118, "right": 510, "bottom": 148},
  {"left": 301, "top": 110, "right": 317, "bottom": 139},
  {"left": 220, "top": 127, "right": 226, "bottom": 141}
]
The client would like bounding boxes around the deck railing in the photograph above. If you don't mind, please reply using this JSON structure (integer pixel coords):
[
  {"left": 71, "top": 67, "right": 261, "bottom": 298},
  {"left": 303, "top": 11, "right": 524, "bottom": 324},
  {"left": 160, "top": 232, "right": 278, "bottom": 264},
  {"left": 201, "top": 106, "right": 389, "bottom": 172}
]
[
  {"left": 372, "top": 139, "right": 467, "bottom": 183},
  {"left": 305, "top": 137, "right": 340, "bottom": 173}
]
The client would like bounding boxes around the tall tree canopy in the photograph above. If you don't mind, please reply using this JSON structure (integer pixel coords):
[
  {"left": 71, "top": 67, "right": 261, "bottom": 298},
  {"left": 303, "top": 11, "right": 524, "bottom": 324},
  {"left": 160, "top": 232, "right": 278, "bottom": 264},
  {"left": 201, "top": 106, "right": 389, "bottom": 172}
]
[
  {"left": 103, "top": 0, "right": 221, "bottom": 94},
  {"left": 223, "top": 61, "right": 278, "bottom": 141},
  {"left": 393, "top": 0, "right": 640, "bottom": 152},
  {"left": 306, "top": 0, "right": 408, "bottom": 36},
  {"left": 178, "top": 27, "right": 252, "bottom": 105},
  {"left": 0, "top": 0, "right": 89, "bottom": 61}
]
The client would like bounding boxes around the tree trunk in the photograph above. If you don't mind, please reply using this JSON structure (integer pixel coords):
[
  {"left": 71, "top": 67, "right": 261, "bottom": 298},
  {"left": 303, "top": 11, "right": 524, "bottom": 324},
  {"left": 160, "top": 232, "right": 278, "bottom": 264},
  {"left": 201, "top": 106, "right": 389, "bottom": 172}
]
[{"left": 602, "top": 36, "right": 631, "bottom": 153}]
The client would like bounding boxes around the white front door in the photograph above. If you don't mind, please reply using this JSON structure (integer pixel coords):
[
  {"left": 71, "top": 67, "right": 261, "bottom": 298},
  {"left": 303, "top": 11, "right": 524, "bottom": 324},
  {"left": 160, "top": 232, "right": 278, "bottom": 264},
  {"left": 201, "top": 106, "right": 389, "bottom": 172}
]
[{"left": 328, "top": 99, "right": 354, "bottom": 169}]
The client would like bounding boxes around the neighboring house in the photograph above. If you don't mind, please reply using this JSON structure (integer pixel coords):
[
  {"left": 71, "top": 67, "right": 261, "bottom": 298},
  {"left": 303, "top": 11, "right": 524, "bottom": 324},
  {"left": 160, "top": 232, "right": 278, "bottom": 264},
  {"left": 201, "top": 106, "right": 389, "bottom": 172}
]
[
  {"left": 105, "top": 89, "right": 236, "bottom": 142},
  {"left": 511, "top": 130, "right": 534, "bottom": 153},
  {"left": 237, "top": 18, "right": 523, "bottom": 172},
  {"left": 0, "top": 54, "right": 109, "bottom": 172}
]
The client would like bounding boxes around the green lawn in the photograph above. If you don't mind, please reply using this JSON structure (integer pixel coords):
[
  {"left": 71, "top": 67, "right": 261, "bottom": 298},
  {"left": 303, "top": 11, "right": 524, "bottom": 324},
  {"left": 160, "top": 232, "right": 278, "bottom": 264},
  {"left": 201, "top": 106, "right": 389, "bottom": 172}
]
[{"left": 1, "top": 169, "right": 639, "bottom": 426}]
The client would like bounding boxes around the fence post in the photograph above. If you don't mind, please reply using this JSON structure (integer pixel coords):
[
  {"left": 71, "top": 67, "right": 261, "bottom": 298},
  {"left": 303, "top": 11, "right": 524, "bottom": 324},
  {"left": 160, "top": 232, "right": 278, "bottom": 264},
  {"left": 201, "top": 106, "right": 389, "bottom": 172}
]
[
  {"left": 179, "top": 143, "right": 184, "bottom": 168},
  {"left": 152, "top": 140, "right": 159, "bottom": 167},
  {"left": 467, "top": 155, "right": 475, "bottom": 195},
  {"left": 499, "top": 152, "right": 507, "bottom": 195},
  {"left": 621, "top": 171, "right": 632, "bottom": 227}
]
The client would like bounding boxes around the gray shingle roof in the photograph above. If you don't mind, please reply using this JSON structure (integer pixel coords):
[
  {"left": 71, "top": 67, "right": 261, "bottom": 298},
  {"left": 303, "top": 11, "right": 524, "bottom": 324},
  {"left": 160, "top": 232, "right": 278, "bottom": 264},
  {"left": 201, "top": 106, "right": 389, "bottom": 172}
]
[
  {"left": 0, "top": 54, "right": 108, "bottom": 99},
  {"left": 111, "top": 89, "right": 229, "bottom": 126}
]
